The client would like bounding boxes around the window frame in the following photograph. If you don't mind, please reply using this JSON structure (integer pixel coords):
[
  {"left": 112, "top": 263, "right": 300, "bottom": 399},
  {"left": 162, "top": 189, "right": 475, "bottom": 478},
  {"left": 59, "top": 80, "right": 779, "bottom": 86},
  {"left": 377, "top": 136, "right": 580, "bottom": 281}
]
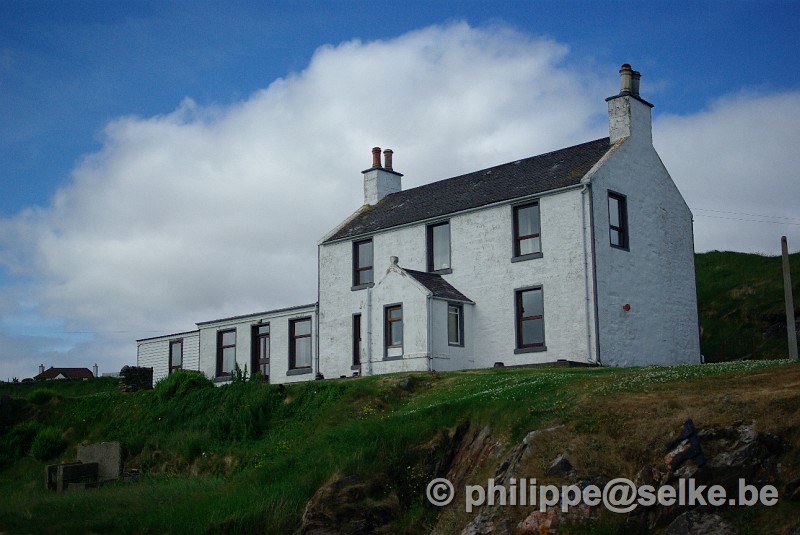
[
  {"left": 352, "top": 238, "right": 374, "bottom": 289},
  {"left": 447, "top": 304, "right": 464, "bottom": 347},
  {"left": 426, "top": 220, "right": 452, "bottom": 273},
  {"left": 251, "top": 323, "right": 270, "bottom": 381},
  {"left": 216, "top": 329, "right": 237, "bottom": 378},
  {"left": 608, "top": 191, "right": 629, "bottom": 250},
  {"left": 512, "top": 201, "right": 543, "bottom": 262},
  {"left": 169, "top": 339, "right": 183, "bottom": 373},
  {"left": 352, "top": 313, "right": 362, "bottom": 369},
  {"left": 288, "top": 317, "right": 312, "bottom": 373},
  {"left": 514, "top": 286, "right": 546, "bottom": 354},
  {"left": 384, "top": 303, "right": 403, "bottom": 358}
]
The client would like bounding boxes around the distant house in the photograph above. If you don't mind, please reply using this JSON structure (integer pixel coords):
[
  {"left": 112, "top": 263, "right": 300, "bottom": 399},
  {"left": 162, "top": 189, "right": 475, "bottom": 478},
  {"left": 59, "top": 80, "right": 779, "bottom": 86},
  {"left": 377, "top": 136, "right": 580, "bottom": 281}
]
[
  {"left": 35, "top": 367, "right": 94, "bottom": 381},
  {"left": 138, "top": 64, "right": 701, "bottom": 384}
]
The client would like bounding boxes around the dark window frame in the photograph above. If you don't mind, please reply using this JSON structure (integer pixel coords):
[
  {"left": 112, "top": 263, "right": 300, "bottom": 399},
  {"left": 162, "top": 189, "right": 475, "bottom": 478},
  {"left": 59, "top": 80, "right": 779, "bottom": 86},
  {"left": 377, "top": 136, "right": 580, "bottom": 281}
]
[
  {"left": 216, "top": 329, "right": 236, "bottom": 378},
  {"left": 251, "top": 323, "right": 270, "bottom": 382},
  {"left": 512, "top": 201, "right": 543, "bottom": 262},
  {"left": 514, "top": 286, "right": 546, "bottom": 354},
  {"left": 169, "top": 339, "right": 183, "bottom": 373},
  {"left": 289, "top": 317, "right": 312, "bottom": 371},
  {"left": 352, "top": 238, "right": 374, "bottom": 289},
  {"left": 352, "top": 314, "right": 362, "bottom": 369},
  {"left": 384, "top": 303, "right": 403, "bottom": 357},
  {"left": 426, "top": 221, "right": 452, "bottom": 273},
  {"left": 608, "top": 191, "right": 629, "bottom": 250},
  {"left": 447, "top": 304, "right": 464, "bottom": 347}
]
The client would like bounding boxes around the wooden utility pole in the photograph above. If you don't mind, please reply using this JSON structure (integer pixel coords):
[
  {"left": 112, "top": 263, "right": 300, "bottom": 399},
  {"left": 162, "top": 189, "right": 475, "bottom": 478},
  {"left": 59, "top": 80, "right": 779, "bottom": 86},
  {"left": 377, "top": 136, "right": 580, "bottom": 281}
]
[{"left": 782, "top": 236, "right": 798, "bottom": 360}]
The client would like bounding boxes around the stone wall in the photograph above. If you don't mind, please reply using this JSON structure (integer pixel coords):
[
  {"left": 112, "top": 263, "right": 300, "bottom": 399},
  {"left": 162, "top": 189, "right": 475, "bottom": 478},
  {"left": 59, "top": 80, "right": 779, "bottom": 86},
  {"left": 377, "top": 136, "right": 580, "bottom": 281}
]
[{"left": 119, "top": 366, "right": 153, "bottom": 392}]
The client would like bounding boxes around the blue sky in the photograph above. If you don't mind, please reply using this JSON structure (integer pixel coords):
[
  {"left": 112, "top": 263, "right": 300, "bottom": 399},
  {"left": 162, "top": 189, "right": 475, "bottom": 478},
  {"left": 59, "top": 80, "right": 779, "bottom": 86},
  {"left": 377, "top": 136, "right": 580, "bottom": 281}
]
[{"left": 1, "top": 0, "right": 799, "bottom": 380}]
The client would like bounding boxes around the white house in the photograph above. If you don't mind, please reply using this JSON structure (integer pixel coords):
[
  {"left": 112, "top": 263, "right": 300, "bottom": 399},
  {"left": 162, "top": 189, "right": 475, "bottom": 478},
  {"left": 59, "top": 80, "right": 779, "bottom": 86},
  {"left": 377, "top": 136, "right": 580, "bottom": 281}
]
[{"left": 137, "top": 64, "right": 701, "bottom": 384}]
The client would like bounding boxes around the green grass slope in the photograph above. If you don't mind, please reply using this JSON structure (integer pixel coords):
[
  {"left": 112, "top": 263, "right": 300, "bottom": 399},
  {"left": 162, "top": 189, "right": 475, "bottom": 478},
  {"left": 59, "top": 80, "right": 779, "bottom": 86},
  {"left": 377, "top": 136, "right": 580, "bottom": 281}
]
[
  {"left": 1, "top": 362, "right": 799, "bottom": 535},
  {"left": 695, "top": 250, "right": 800, "bottom": 360}
]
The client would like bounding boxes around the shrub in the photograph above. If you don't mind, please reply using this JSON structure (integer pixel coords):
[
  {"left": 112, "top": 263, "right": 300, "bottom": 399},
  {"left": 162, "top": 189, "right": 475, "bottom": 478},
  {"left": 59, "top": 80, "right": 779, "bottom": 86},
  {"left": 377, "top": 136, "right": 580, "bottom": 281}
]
[
  {"left": 0, "top": 421, "right": 43, "bottom": 467},
  {"left": 155, "top": 370, "right": 214, "bottom": 402},
  {"left": 27, "top": 388, "right": 58, "bottom": 404},
  {"left": 30, "top": 427, "right": 65, "bottom": 460}
]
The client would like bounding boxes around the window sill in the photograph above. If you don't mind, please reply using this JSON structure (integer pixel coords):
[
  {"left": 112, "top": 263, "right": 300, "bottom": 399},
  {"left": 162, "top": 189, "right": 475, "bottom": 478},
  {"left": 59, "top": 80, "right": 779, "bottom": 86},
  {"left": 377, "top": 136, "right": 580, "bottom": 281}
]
[
  {"left": 428, "top": 268, "right": 453, "bottom": 275},
  {"left": 511, "top": 252, "right": 543, "bottom": 263},
  {"left": 350, "top": 364, "right": 361, "bottom": 371},
  {"left": 448, "top": 343, "right": 464, "bottom": 348},
  {"left": 514, "top": 345, "right": 547, "bottom": 355},
  {"left": 213, "top": 376, "right": 231, "bottom": 383},
  {"left": 351, "top": 282, "right": 375, "bottom": 291},
  {"left": 287, "top": 367, "right": 312, "bottom": 376},
  {"left": 610, "top": 244, "right": 630, "bottom": 252},
  {"left": 383, "top": 355, "right": 404, "bottom": 361}
]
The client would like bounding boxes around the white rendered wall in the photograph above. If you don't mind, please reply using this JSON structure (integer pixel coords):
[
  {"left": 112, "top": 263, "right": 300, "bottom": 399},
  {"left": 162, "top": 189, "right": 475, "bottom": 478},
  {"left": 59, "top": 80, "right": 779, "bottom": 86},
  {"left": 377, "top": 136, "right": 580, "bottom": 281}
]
[
  {"left": 590, "top": 132, "right": 701, "bottom": 366},
  {"left": 137, "top": 331, "right": 199, "bottom": 384},
  {"left": 429, "top": 299, "right": 474, "bottom": 372},
  {"left": 367, "top": 266, "right": 431, "bottom": 375},
  {"left": 318, "top": 189, "right": 597, "bottom": 376},
  {"left": 197, "top": 306, "right": 317, "bottom": 385}
]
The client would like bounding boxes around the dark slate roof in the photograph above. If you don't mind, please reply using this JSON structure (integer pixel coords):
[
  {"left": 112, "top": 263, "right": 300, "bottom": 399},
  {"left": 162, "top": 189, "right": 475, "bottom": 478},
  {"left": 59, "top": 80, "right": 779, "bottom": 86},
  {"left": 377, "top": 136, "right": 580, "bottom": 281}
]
[
  {"left": 35, "top": 367, "right": 94, "bottom": 380},
  {"left": 403, "top": 269, "right": 473, "bottom": 303},
  {"left": 324, "top": 137, "right": 611, "bottom": 243}
]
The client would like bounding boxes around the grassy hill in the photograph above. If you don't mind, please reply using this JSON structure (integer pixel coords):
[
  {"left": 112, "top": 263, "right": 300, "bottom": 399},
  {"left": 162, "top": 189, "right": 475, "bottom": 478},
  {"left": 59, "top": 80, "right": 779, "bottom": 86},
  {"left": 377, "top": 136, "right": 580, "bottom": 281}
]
[
  {"left": 696, "top": 250, "right": 800, "bottom": 361},
  {"left": 1, "top": 361, "right": 799, "bottom": 534}
]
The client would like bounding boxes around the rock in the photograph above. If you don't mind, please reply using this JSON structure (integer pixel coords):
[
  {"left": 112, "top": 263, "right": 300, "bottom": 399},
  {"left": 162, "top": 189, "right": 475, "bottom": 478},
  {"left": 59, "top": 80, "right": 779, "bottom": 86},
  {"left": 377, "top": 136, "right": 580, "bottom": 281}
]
[
  {"left": 546, "top": 454, "right": 574, "bottom": 476},
  {"left": 299, "top": 474, "right": 400, "bottom": 535},
  {"left": 517, "top": 503, "right": 598, "bottom": 534},
  {"left": 785, "top": 476, "right": 800, "bottom": 501},
  {"left": 665, "top": 439, "right": 698, "bottom": 471},
  {"left": 663, "top": 510, "right": 738, "bottom": 535},
  {"left": 460, "top": 512, "right": 513, "bottom": 535}
]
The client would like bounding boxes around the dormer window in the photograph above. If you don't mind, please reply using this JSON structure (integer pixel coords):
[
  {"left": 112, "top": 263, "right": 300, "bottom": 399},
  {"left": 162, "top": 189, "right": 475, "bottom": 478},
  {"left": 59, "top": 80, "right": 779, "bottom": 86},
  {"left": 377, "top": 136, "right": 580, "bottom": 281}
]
[
  {"left": 426, "top": 221, "right": 451, "bottom": 273},
  {"left": 353, "top": 238, "right": 374, "bottom": 288}
]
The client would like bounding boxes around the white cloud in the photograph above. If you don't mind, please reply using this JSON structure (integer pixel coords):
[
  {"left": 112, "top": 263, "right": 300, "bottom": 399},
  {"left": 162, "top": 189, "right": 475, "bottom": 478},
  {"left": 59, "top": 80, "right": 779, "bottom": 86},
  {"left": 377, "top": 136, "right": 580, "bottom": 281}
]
[
  {"left": 1, "top": 21, "right": 798, "bottom": 380},
  {"left": 655, "top": 91, "right": 800, "bottom": 254},
  {"left": 0, "top": 22, "right": 605, "bottom": 378}
]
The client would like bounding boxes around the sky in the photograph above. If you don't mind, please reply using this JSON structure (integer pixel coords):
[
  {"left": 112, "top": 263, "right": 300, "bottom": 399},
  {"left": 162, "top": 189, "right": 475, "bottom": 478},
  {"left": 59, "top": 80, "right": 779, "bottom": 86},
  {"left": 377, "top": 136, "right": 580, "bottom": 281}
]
[{"left": 1, "top": 0, "right": 799, "bottom": 381}]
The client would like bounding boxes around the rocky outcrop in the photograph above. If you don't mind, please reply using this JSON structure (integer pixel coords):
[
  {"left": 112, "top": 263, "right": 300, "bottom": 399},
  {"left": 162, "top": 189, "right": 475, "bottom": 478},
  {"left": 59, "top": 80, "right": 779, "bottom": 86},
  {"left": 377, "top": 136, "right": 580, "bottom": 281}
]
[
  {"left": 299, "top": 474, "right": 400, "bottom": 535},
  {"left": 457, "top": 420, "right": 788, "bottom": 535}
]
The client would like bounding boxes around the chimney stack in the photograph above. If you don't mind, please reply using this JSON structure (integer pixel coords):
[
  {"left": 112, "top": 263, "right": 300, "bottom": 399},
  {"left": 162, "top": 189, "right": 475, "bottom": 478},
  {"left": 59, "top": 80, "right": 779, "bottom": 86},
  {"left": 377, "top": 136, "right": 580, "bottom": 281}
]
[
  {"left": 363, "top": 146, "right": 402, "bottom": 205},
  {"left": 38, "top": 364, "right": 44, "bottom": 375},
  {"left": 93, "top": 363, "right": 99, "bottom": 378},
  {"left": 606, "top": 64, "right": 653, "bottom": 144}
]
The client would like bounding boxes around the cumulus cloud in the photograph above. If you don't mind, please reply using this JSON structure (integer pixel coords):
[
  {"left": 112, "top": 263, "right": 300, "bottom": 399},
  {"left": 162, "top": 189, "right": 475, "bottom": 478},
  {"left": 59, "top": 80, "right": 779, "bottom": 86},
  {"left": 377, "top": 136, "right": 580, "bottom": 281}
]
[
  {"left": 0, "top": 22, "right": 607, "bottom": 379},
  {"left": 655, "top": 91, "right": 800, "bottom": 254},
  {"left": 1, "top": 21, "right": 797, "bottom": 380}
]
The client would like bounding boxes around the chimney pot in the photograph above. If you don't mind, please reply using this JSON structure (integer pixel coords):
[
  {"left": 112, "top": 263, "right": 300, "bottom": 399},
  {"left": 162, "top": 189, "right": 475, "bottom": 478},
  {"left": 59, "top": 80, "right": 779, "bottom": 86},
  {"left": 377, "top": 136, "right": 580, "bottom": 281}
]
[
  {"left": 383, "top": 149, "right": 393, "bottom": 170},
  {"left": 619, "top": 64, "right": 633, "bottom": 94},
  {"left": 631, "top": 70, "right": 641, "bottom": 97},
  {"left": 371, "top": 147, "right": 382, "bottom": 168}
]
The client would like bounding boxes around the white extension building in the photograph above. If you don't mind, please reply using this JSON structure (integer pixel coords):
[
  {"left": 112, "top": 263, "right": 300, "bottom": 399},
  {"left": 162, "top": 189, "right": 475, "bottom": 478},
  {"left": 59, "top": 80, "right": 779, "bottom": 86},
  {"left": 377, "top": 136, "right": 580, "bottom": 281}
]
[{"left": 137, "top": 64, "right": 701, "bottom": 384}]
